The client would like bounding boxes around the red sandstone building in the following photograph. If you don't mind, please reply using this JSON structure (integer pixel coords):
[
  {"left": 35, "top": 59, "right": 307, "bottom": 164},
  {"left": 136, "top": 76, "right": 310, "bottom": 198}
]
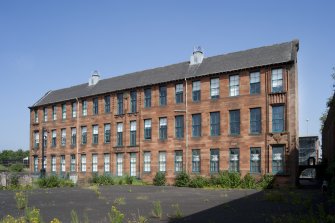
[{"left": 29, "top": 40, "right": 299, "bottom": 185}]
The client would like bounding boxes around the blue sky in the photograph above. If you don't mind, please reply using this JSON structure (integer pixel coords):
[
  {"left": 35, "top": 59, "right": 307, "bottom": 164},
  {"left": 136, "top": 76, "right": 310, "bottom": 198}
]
[{"left": 0, "top": 0, "right": 334, "bottom": 150}]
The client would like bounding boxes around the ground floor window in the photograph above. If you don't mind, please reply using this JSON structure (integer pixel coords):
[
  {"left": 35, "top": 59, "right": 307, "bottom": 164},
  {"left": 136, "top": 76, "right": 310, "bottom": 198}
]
[
  {"left": 210, "top": 149, "right": 219, "bottom": 173},
  {"left": 159, "top": 151, "right": 166, "bottom": 172},
  {"left": 51, "top": 156, "right": 56, "bottom": 172},
  {"left": 81, "top": 154, "right": 86, "bottom": 172},
  {"left": 70, "top": 155, "right": 76, "bottom": 172},
  {"left": 192, "top": 149, "right": 200, "bottom": 173},
  {"left": 33, "top": 156, "right": 38, "bottom": 173},
  {"left": 92, "top": 154, "right": 98, "bottom": 173},
  {"left": 143, "top": 151, "right": 151, "bottom": 172},
  {"left": 250, "top": 148, "right": 261, "bottom": 173},
  {"left": 229, "top": 148, "right": 239, "bottom": 172},
  {"left": 104, "top": 154, "right": 110, "bottom": 173},
  {"left": 60, "top": 155, "right": 65, "bottom": 173},
  {"left": 43, "top": 156, "right": 47, "bottom": 170},
  {"left": 116, "top": 153, "right": 123, "bottom": 176},
  {"left": 175, "top": 150, "right": 183, "bottom": 172},
  {"left": 272, "top": 146, "right": 284, "bottom": 174},
  {"left": 130, "top": 153, "right": 136, "bottom": 177}
]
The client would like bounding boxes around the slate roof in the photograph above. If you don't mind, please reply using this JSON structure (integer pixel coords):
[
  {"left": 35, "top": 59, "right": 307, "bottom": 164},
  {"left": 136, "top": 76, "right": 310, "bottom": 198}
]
[{"left": 30, "top": 40, "right": 299, "bottom": 108}]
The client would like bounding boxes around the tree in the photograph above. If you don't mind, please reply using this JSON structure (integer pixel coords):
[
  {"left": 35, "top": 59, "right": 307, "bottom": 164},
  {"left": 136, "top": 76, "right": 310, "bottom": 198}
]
[{"left": 320, "top": 67, "right": 335, "bottom": 133}]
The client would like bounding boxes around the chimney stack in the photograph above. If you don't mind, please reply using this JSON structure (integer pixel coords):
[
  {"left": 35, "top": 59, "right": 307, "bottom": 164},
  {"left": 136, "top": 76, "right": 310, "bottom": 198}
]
[
  {"left": 89, "top": 70, "right": 100, "bottom": 86},
  {"left": 190, "top": 46, "right": 204, "bottom": 65}
]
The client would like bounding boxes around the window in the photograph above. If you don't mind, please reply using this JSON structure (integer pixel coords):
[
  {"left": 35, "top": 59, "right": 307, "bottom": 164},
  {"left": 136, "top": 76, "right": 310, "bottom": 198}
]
[
  {"left": 93, "top": 98, "right": 99, "bottom": 115},
  {"left": 92, "top": 125, "right": 99, "bottom": 144},
  {"left": 144, "top": 88, "right": 151, "bottom": 108},
  {"left": 117, "top": 123, "right": 123, "bottom": 146},
  {"left": 81, "top": 154, "right": 86, "bottom": 172},
  {"left": 250, "top": 148, "right": 261, "bottom": 173},
  {"left": 250, "top": 71, "right": 260, "bottom": 94},
  {"left": 159, "top": 117, "right": 167, "bottom": 140},
  {"left": 70, "top": 155, "right": 76, "bottom": 172},
  {"left": 229, "top": 149, "right": 239, "bottom": 172},
  {"left": 210, "top": 149, "right": 219, "bottom": 173},
  {"left": 92, "top": 154, "right": 98, "bottom": 172},
  {"left": 130, "top": 153, "right": 136, "bottom": 177},
  {"left": 272, "top": 105, "right": 284, "bottom": 132},
  {"left": 143, "top": 152, "right": 151, "bottom": 172},
  {"left": 61, "top": 129, "right": 66, "bottom": 146},
  {"left": 34, "top": 110, "right": 38, "bottom": 123},
  {"left": 192, "top": 114, "right": 201, "bottom": 137},
  {"left": 271, "top": 69, "right": 283, "bottom": 93},
  {"left": 33, "top": 156, "right": 38, "bottom": 173},
  {"left": 175, "top": 115, "right": 184, "bottom": 139},
  {"left": 72, "top": 102, "right": 77, "bottom": 118},
  {"left": 117, "top": 93, "right": 123, "bottom": 115},
  {"left": 210, "top": 112, "right": 220, "bottom": 136},
  {"left": 144, "top": 119, "right": 152, "bottom": 140},
  {"left": 192, "top": 81, "right": 201, "bottom": 101},
  {"left": 43, "top": 130, "right": 47, "bottom": 148},
  {"left": 82, "top": 100, "right": 87, "bottom": 116},
  {"left": 71, "top": 128, "right": 76, "bottom": 146},
  {"left": 62, "top": 104, "right": 66, "bottom": 119},
  {"left": 159, "top": 151, "right": 166, "bottom": 172},
  {"left": 210, "top": 78, "right": 219, "bottom": 99},
  {"left": 130, "top": 121, "right": 136, "bottom": 146},
  {"left": 229, "top": 75, "right": 239, "bottom": 96},
  {"left": 130, "top": 91, "right": 137, "bottom": 113},
  {"left": 34, "top": 131, "right": 39, "bottom": 148},
  {"left": 43, "top": 156, "right": 47, "bottom": 170},
  {"left": 229, "top": 110, "right": 240, "bottom": 135},
  {"left": 104, "top": 96, "right": 110, "bottom": 113},
  {"left": 192, "top": 149, "right": 200, "bottom": 173},
  {"left": 81, "top": 126, "right": 87, "bottom": 145},
  {"left": 60, "top": 155, "right": 65, "bottom": 173},
  {"left": 175, "top": 151, "right": 183, "bottom": 172},
  {"left": 104, "top": 124, "right": 110, "bottom": 143},
  {"left": 51, "top": 130, "right": 56, "bottom": 147},
  {"left": 104, "top": 154, "right": 110, "bottom": 173},
  {"left": 43, "top": 107, "right": 48, "bottom": 122},
  {"left": 51, "top": 156, "right": 56, "bottom": 172},
  {"left": 159, "top": 86, "right": 167, "bottom": 106},
  {"left": 175, "top": 83, "right": 183, "bottom": 104},
  {"left": 52, "top": 105, "right": 57, "bottom": 120},
  {"left": 272, "top": 146, "right": 284, "bottom": 174},
  {"left": 116, "top": 153, "right": 123, "bottom": 176},
  {"left": 250, "top": 108, "right": 261, "bottom": 134}
]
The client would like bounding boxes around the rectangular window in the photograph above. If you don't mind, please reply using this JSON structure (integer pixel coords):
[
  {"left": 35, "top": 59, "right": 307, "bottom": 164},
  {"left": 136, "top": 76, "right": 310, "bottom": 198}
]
[
  {"left": 33, "top": 156, "right": 38, "bottom": 173},
  {"left": 71, "top": 128, "right": 76, "bottom": 146},
  {"left": 250, "top": 108, "right": 261, "bottom": 134},
  {"left": 159, "top": 117, "right": 167, "bottom": 140},
  {"left": 229, "top": 110, "right": 240, "bottom": 135},
  {"left": 143, "top": 151, "right": 151, "bottom": 172},
  {"left": 116, "top": 153, "right": 123, "bottom": 176},
  {"left": 144, "top": 119, "right": 152, "bottom": 140},
  {"left": 272, "top": 68, "right": 283, "bottom": 93},
  {"left": 229, "top": 148, "right": 240, "bottom": 172},
  {"left": 192, "top": 149, "right": 200, "bottom": 173},
  {"left": 175, "top": 150, "right": 183, "bottom": 172},
  {"left": 43, "top": 107, "right": 48, "bottom": 122},
  {"left": 229, "top": 75, "right": 239, "bottom": 96},
  {"left": 51, "top": 156, "right": 56, "bottom": 172},
  {"left": 92, "top": 154, "right": 98, "bottom": 172},
  {"left": 159, "top": 151, "right": 166, "bottom": 172},
  {"left": 192, "top": 81, "right": 201, "bottom": 101},
  {"left": 43, "top": 130, "right": 47, "bottom": 148},
  {"left": 61, "top": 129, "right": 66, "bottom": 146},
  {"left": 175, "top": 83, "right": 183, "bottom": 104},
  {"left": 159, "top": 86, "right": 167, "bottom": 106},
  {"left": 130, "top": 121, "right": 136, "bottom": 146},
  {"left": 117, "top": 123, "right": 123, "bottom": 146},
  {"left": 34, "top": 109, "right": 39, "bottom": 123},
  {"left": 70, "top": 154, "right": 76, "bottom": 172},
  {"left": 130, "top": 91, "right": 137, "bottom": 113},
  {"left": 34, "top": 131, "right": 39, "bottom": 149},
  {"left": 52, "top": 105, "right": 57, "bottom": 120},
  {"left": 82, "top": 100, "right": 87, "bottom": 116},
  {"left": 81, "top": 154, "right": 86, "bottom": 172},
  {"left": 250, "top": 71, "right": 260, "bottom": 94},
  {"left": 250, "top": 148, "right": 261, "bottom": 173},
  {"left": 272, "top": 146, "right": 284, "bottom": 174},
  {"left": 93, "top": 98, "right": 98, "bottom": 115},
  {"left": 130, "top": 153, "right": 136, "bottom": 177},
  {"left": 92, "top": 125, "right": 99, "bottom": 144},
  {"left": 210, "top": 78, "right": 219, "bottom": 99},
  {"left": 117, "top": 93, "right": 123, "bottom": 115},
  {"left": 144, "top": 88, "right": 151, "bottom": 108},
  {"left": 175, "top": 115, "right": 184, "bottom": 139},
  {"left": 104, "top": 96, "right": 110, "bottom": 113},
  {"left": 104, "top": 154, "right": 110, "bottom": 173},
  {"left": 192, "top": 114, "right": 201, "bottom": 137},
  {"left": 272, "top": 105, "right": 284, "bottom": 132},
  {"left": 72, "top": 102, "right": 77, "bottom": 118},
  {"left": 51, "top": 130, "right": 57, "bottom": 147},
  {"left": 104, "top": 124, "right": 110, "bottom": 144},
  {"left": 210, "top": 112, "right": 220, "bottom": 136},
  {"left": 43, "top": 156, "right": 47, "bottom": 170},
  {"left": 62, "top": 104, "right": 66, "bottom": 119},
  {"left": 60, "top": 155, "right": 65, "bottom": 173},
  {"left": 210, "top": 149, "right": 219, "bottom": 173},
  {"left": 81, "top": 126, "right": 87, "bottom": 145}
]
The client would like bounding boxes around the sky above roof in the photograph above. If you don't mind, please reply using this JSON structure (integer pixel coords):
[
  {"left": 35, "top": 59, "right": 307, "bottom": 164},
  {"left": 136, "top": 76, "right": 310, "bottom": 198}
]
[{"left": 0, "top": 0, "right": 334, "bottom": 150}]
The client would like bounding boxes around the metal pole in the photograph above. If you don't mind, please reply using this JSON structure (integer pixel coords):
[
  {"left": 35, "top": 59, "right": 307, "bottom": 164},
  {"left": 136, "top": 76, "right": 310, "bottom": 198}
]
[{"left": 41, "top": 127, "right": 46, "bottom": 178}]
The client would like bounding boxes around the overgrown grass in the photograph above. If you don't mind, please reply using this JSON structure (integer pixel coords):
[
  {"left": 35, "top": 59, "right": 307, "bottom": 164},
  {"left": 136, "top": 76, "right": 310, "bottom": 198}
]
[
  {"left": 37, "top": 175, "right": 74, "bottom": 188},
  {"left": 113, "top": 197, "right": 126, "bottom": 205},
  {"left": 108, "top": 206, "right": 124, "bottom": 223},
  {"left": 15, "top": 191, "right": 28, "bottom": 210},
  {"left": 151, "top": 200, "right": 163, "bottom": 219}
]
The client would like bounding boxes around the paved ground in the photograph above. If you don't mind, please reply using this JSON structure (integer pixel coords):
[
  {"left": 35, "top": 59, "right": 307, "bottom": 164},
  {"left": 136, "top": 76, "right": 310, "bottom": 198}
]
[{"left": 0, "top": 186, "right": 325, "bottom": 223}]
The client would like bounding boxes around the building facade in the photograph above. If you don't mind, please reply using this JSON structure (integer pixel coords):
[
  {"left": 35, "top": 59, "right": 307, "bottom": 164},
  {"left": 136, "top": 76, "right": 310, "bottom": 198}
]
[{"left": 29, "top": 40, "right": 299, "bottom": 186}]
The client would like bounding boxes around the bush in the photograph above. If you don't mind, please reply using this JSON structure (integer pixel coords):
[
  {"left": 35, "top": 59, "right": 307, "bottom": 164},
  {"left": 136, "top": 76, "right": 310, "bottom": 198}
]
[
  {"left": 153, "top": 172, "right": 166, "bottom": 186},
  {"left": 189, "top": 175, "right": 209, "bottom": 188},
  {"left": 37, "top": 175, "right": 74, "bottom": 188},
  {"left": 125, "top": 175, "right": 134, "bottom": 185},
  {"left": 258, "top": 174, "right": 275, "bottom": 189},
  {"left": 228, "top": 172, "right": 241, "bottom": 188},
  {"left": 10, "top": 174, "right": 20, "bottom": 188},
  {"left": 212, "top": 171, "right": 230, "bottom": 188},
  {"left": 9, "top": 163, "right": 24, "bottom": 172},
  {"left": 240, "top": 173, "right": 257, "bottom": 189},
  {"left": 92, "top": 175, "right": 115, "bottom": 186},
  {"left": 175, "top": 172, "right": 190, "bottom": 187}
]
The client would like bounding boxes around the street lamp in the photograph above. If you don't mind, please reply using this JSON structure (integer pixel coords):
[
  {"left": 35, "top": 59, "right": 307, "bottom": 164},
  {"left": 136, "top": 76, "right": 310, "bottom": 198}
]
[
  {"left": 40, "top": 127, "right": 48, "bottom": 178},
  {"left": 306, "top": 119, "right": 309, "bottom": 136}
]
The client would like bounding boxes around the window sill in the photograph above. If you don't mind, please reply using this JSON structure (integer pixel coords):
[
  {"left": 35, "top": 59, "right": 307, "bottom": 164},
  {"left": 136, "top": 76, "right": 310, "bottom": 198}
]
[
  {"left": 159, "top": 139, "right": 167, "bottom": 142},
  {"left": 210, "top": 135, "right": 221, "bottom": 138},
  {"left": 269, "top": 91, "right": 286, "bottom": 95},
  {"left": 249, "top": 133, "right": 262, "bottom": 136},
  {"left": 175, "top": 137, "right": 184, "bottom": 140},
  {"left": 210, "top": 97, "right": 220, "bottom": 101},
  {"left": 114, "top": 114, "right": 125, "bottom": 117},
  {"left": 144, "top": 139, "right": 152, "bottom": 141},
  {"left": 228, "top": 134, "right": 241, "bottom": 137},
  {"left": 127, "top": 145, "right": 139, "bottom": 148},
  {"left": 113, "top": 146, "right": 125, "bottom": 148},
  {"left": 104, "top": 142, "right": 111, "bottom": 145},
  {"left": 127, "top": 112, "right": 138, "bottom": 115},
  {"left": 143, "top": 171, "right": 151, "bottom": 174}
]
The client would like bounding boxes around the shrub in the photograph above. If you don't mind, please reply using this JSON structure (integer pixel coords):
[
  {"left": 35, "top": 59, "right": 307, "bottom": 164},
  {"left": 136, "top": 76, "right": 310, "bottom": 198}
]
[
  {"left": 108, "top": 206, "right": 124, "bottom": 223},
  {"left": 175, "top": 171, "right": 190, "bottom": 187},
  {"left": 153, "top": 172, "right": 166, "bottom": 186},
  {"left": 10, "top": 174, "right": 20, "bottom": 188},
  {"left": 228, "top": 172, "right": 241, "bottom": 188},
  {"left": 125, "top": 175, "right": 134, "bottom": 185},
  {"left": 59, "top": 179, "right": 75, "bottom": 187},
  {"left": 92, "top": 175, "right": 115, "bottom": 186},
  {"left": 25, "top": 207, "right": 43, "bottom": 223},
  {"left": 15, "top": 191, "right": 28, "bottom": 210},
  {"left": 151, "top": 201, "right": 162, "bottom": 219},
  {"left": 212, "top": 171, "right": 230, "bottom": 188},
  {"left": 9, "top": 163, "right": 24, "bottom": 172},
  {"left": 37, "top": 175, "right": 74, "bottom": 188},
  {"left": 189, "top": 175, "right": 209, "bottom": 188},
  {"left": 258, "top": 174, "right": 275, "bottom": 189},
  {"left": 240, "top": 173, "right": 257, "bottom": 189}
]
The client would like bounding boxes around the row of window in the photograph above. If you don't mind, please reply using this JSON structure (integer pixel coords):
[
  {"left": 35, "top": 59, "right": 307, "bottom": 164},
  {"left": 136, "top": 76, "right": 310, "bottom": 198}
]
[
  {"left": 33, "top": 146, "right": 285, "bottom": 176},
  {"left": 34, "top": 69, "right": 284, "bottom": 123}
]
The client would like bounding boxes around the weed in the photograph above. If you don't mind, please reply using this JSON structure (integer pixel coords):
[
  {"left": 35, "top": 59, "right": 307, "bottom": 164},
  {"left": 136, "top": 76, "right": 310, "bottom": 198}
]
[
  {"left": 136, "top": 195, "right": 148, "bottom": 200},
  {"left": 25, "top": 207, "right": 43, "bottom": 223},
  {"left": 108, "top": 206, "right": 124, "bottom": 223},
  {"left": 151, "top": 200, "right": 163, "bottom": 219},
  {"left": 15, "top": 191, "right": 28, "bottom": 210},
  {"left": 70, "top": 210, "right": 79, "bottom": 223},
  {"left": 125, "top": 175, "right": 134, "bottom": 185},
  {"left": 171, "top": 203, "right": 183, "bottom": 218},
  {"left": 114, "top": 197, "right": 126, "bottom": 205},
  {"left": 264, "top": 190, "right": 284, "bottom": 202},
  {"left": 88, "top": 185, "right": 101, "bottom": 198},
  {"left": 127, "top": 210, "right": 148, "bottom": 223},
  {"left": 50, "top": 218, "right": 62, "bottom": 223}
]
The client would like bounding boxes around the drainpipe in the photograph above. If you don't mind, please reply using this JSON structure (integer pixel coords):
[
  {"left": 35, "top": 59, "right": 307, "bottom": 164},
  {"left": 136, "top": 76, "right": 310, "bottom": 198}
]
[
  {"left": 185, "top": 78, "right": 189, "bottom": 174},
  {"left": 76, "top": 98, "right": 80, "bottom": 174}
]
